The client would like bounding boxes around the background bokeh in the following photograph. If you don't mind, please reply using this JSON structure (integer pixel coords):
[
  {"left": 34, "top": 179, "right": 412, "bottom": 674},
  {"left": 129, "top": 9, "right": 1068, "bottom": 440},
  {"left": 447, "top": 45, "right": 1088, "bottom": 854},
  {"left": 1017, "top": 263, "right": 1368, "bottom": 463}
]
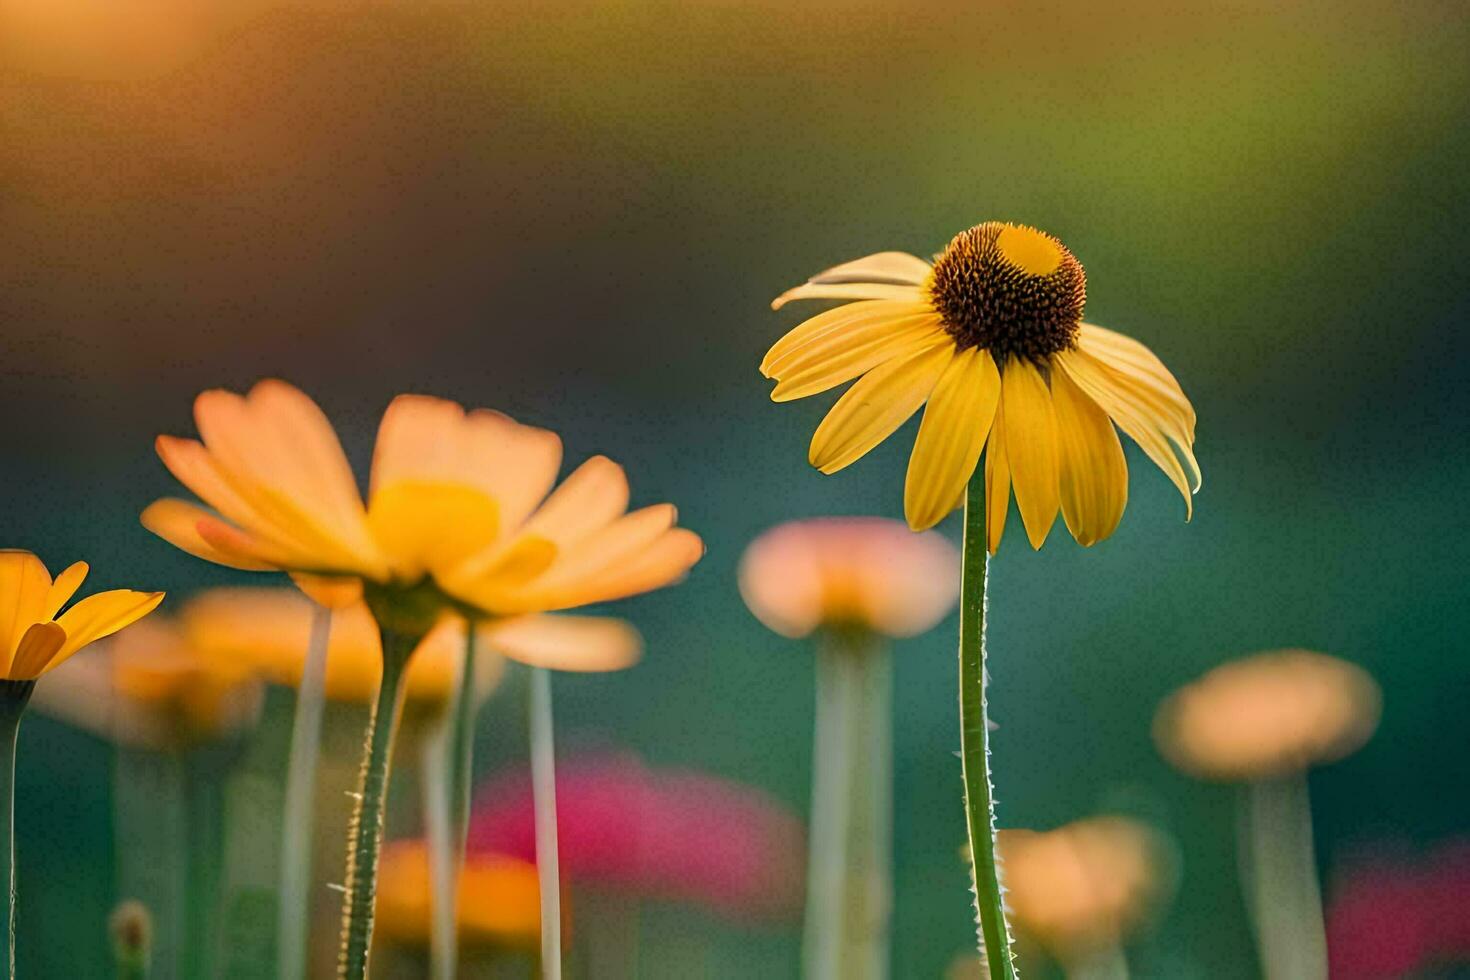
[{"left": 3, "top": 0, "right": 1468, "bottom": 975}]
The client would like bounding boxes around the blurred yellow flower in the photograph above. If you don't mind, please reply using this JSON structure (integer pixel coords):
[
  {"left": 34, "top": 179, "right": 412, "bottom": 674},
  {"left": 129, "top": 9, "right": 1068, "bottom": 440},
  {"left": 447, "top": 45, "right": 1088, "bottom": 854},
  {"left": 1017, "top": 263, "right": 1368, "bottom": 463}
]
[
  {"left": 30, "top": 616, "right": 262, "bottom": 746},
  {"left": 180, "top": 588, "right": 641, "bottom": 704},
  {"left": 0, "top": 550, "right": 163, "bottom": 681},
  {"left": 738, "top": 517, "right": 958, "bottom": 638},
  {"left": 1153, "top": 649, "right": 1381, "bottom": 782},
  {"left": 142, "top": 381, "right": 703, "bottom": 625},
  {"left": 764, "top": 223, "right": 1199, "bottom": 546},
  {"left": 998, "top": 817, "right": 1173, "bottom": 963},
  {"left": 375, "top": 840, "right": 544, "bottom": 950}
]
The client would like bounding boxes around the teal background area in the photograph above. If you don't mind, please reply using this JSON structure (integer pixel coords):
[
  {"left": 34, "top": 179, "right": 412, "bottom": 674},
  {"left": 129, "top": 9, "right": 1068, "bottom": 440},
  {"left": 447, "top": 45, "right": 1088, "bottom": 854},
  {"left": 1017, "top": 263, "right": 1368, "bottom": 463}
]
[{"left": 2, "top": 1, "right": 1468, "bottom": 975}]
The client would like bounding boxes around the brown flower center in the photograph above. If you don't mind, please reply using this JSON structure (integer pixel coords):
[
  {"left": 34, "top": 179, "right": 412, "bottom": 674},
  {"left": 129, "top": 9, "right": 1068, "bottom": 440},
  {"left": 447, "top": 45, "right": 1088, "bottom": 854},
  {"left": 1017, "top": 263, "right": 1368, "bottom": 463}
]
[{"left": 927, "top": 222, "right": 1087, "bottom": 362}]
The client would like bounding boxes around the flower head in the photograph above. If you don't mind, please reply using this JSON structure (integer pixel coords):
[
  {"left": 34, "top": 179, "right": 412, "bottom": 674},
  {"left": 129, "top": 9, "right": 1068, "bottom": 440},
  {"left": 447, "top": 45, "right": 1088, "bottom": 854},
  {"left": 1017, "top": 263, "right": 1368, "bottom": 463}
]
[
  {"left": 142, "top": 381, "right": 703, "bottom": 629},
  {"left": 1154, "top": 649, "right": 1381, "bottom": 782},
  {"left": 998, "top": 816, "right": 1174, "bottom": 963},
  {"left": 739, "top": 517, "right": 958, "bottom": 638},
  {"left": 764, "top": 223, "right": 1199, "bottom": 546},
  {"left": 0, "top": 550, "right": 163, "bottom": 681},
  {"left": 179, "top": 587, "right": 641, "bottom": 704},
  {"left": 375, "top": 840, "right": 544, "bottom": 949},
  {"left": 30, "top": 615, "right": 261, "bottom": 746},
  {"left": 468, "top": 752, "right": 805, "bottom": 921}
]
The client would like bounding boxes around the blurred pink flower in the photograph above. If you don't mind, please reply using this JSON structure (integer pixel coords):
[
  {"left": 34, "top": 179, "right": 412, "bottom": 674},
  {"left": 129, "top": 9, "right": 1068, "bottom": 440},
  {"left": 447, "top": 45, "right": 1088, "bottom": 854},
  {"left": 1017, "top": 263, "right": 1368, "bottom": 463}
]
[
  {"left": 468, "top": 752, "right": 804, "bottom": 921},
  {"left": 1327, "top": 839, "right": 1470, "bottom": 978}
]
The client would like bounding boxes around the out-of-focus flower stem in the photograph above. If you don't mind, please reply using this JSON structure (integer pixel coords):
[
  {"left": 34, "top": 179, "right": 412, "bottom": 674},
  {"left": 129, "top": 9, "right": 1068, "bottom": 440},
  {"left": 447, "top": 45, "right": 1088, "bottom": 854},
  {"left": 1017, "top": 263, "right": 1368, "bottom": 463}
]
[
  {"left": 1239, "top": 774, "right": 1326, "bottom": 979},
  {"left": 277, "top": 604, "right": 332, "bottom": 980},
  {"left": 182, "top": 749, "right": 227, "bottom": 978},
  {"left": 426, "top": 625, "right": 479, "bottom": 980},
  {"left": 528, "top": 666, "right": 562, "bottom": 980},
  {"left": 0, "top": 681, "right": 34, "bottom": 980},
  {"left": 959, "top": 480, "right": 1016, "bottom": 979},
  {"left": 337, "top": 628, "right": 416, "bottom": 980},
  {"left": 805, "top": 630, "right": 892, "bottom": 980}
]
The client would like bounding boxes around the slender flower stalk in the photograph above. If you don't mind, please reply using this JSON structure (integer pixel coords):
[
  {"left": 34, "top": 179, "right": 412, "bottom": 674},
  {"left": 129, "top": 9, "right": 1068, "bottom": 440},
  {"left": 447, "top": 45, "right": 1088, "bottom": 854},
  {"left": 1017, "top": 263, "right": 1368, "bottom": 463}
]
[
  {"left": 0, "top": 681, "right": 34, "bottom": 980},
  {"left": 421, "top": 718, "right": 455, "bottom": 980},
  {"left": 958, "top": 482, "right": 1015, "bottom": 978},
  {"left": 1238, "top": 776, "right": 1326, "bottom": 980},
  {"left": 443, "top": 627, "right": 480, "bottom": 972},
  {"left": 804, "top": 637, "right": 858, "bottom": 980},
  {"left": 527, "top": 667, "right": 562, "bottom": 980},
  {"left": 276, "top": 603, "right": 333, "bottom": 980},
  {"left": 337, "top": 628, "right": 418, "bottom": 980},
  {"left": 182, "top": 748, "right": 228, "bottom": 979},
  {"left": 849, "top": 640, "right": 892, "bottom": 978}
]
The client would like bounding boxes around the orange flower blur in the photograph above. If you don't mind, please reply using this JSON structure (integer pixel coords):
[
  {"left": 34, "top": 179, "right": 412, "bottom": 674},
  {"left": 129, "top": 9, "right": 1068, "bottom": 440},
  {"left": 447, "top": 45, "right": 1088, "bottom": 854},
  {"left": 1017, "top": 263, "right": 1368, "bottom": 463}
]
[
  {"left": 374, "top": 840, "right": 544, "bottom": 950},
  {"left": 738, "top": 518, "right": 958, "bottom": 639},
  {"left": 1153, "top": 649, "right": 1381, "bottom": 782}
]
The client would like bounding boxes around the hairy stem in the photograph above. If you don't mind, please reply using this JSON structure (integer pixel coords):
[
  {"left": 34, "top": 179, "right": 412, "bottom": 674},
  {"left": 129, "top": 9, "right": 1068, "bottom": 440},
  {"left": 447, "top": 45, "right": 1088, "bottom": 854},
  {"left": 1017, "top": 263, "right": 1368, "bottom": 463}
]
[
  {"left": 0, "top": 681, "right": 34, "bottom": 980},
  {"left": 960, "top": 479, "right": 1016, "bottom": 978},
  {"left": 528, "top": 667, "right": 561, "bottom": 980},
  {"left": 336, "top": 629, "right": 416, "bottom": 980},
  {"left": 277, "top": 603, "right": 333, "bottom": 980}
]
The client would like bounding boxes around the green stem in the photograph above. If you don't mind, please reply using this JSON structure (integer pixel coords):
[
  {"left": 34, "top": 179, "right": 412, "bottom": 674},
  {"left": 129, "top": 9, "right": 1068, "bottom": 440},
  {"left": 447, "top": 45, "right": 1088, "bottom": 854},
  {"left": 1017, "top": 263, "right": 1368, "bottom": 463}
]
[
  {"left": 422, "top": 719, "right": 453, "bottom": 980},
  {"left": 336, "top": 628, "right": 416, "bottom": 980},
  {"left": 0, "top": 681, "right": 34, "bottom": 980},
  {"left": 1239, "top": 775, "right": 1326, "bottom": 980},
  {"left": 959, "top": 479, "right": 1017, "bottom": 979},
  {"left": 528, "top": 667, "right": 561, "bottom": 980},
  {"left": 277, "top": 604, "right": 333, "bottom": 980},
  {"left": 803, "top": 636, "right": 858, "bottom": 980},
  {"left": 849, "top": 641, "right": 892, "bottom": 979}
]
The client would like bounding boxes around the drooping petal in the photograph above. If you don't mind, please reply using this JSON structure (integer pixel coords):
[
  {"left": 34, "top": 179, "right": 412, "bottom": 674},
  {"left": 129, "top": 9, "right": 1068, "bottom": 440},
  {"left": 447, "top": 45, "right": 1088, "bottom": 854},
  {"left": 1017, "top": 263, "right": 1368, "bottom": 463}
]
[
  {"left": 808, "top": 343, "right": 954, "bottom": 475},
  {"left": 7, "top": 621, "right": 67, "bottom": 680},
  {"left": 797, "top": 250, "right": 934, "bottom": 287},
  {"left": 1000, "top": 360, "right": 1061, "bottom": 549},
  {"left": 983, "top": 401, "right": 1011, "bottom": 554},
  {"left": 770, "top": 314, "right": 949, "bottom": 402},
  {"left": 904, "top": 347, "right": 1001, "bottom": 531},
  {"left": 1077, "top": 324, "right": 1196, "bottom": 435},
  {"left": 1056, "top": 349, "right": 1196, "bottom": 518},
  {"left": 141, "top": 499, "right": 278, "bottom": 571},
  {"left": 0, "top": 550, "right": 53, "bottom": 669},
  {"left": 761, "top": 300, "right": 930, "bottom": 376},
  {"left": 51, "top": 589, "right": 165, "bottom": 671},
  {"left": 771, "top": 283, "right": 925, "bottom": 310},
  {"left": 1052, "top": 366, "right": 1129, "bottom": 546},
  {"left": 482, "top": 615, "right": 642, "bottom": 673},
  {"left": 41, "top": 561, "right": 90, "bottom": 620}
]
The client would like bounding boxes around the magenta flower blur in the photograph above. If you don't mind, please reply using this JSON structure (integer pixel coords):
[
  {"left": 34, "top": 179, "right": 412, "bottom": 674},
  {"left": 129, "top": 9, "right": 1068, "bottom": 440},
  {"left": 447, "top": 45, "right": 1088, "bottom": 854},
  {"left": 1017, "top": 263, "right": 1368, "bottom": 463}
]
[
  {"left": 467, "top": 752, "right": 804, "bottom": 921},
  {"left": 1327, "top": 839, "right": 1470, "bottom": 979}
]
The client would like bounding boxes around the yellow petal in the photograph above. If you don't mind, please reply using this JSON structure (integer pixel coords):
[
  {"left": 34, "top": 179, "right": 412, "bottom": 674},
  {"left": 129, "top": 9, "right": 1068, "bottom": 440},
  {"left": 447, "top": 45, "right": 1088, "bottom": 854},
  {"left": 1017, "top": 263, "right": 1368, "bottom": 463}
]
[
  {"left": 797, "top": 250, "right": 934, "bottom": 287},
  {"left": 482, "top": 615, "right": 642, "bottom": 673},
  {"left": 141, "top": 499, "right": 279, "bottom": 571},
  {"left": 7, "top": 621, "right": 66, "bottom": 680},
  {"left": 904, "top": 347, "right": 1001, "bottom": 531},
  {"left": 1052, "top": 366, "right": 1128, "bottom": 547},
  {"left": 771, "top": 282, "right": 925, "bottom": 310},
  {"left": 366, "top": 480, "right": 500, "bottom": 581},
  {"left": 1000, "top": 360, "right": 1060, "bottom": 549},
  {"left": 1078, "top": 324, "right": 1196, "bottom": 434},
  {"left": 770, "top": 314, "right": 948, "bottom": 402},
  {"left": 808, "top": 343, "right": 954, "bottom": 475},
  {"left": 983, "top": 401, "right": 1011, "bottom": 554},
  {"left": 513, "top": 528, "right": 704, "bottom": 613},
  {"left": 289, "top": 573, "right": 364, "bottom": 609},
  {"left": 1056, "top": 349, "right": 1196, "bottom": 518},
  {"left": 41, "top": 561, "right": 89, "bottom": 620},
  {"left": 51, "top": 589, "right": 165, "bottom": 671},
  {"left": 0, "top": 550, "right": 52, "bottom": 671},
  {"left": 761, "top": 300, "right": 928, "bottom": 375}
]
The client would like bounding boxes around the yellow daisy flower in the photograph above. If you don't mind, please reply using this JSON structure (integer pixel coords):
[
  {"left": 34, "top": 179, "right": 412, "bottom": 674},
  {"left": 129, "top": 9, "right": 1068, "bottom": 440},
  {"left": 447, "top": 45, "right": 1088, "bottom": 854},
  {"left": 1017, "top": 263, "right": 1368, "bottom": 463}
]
[
  {"left": 141, "top": 381, "right": 703, "bottom": 627},
  {"left": 0, "top": 550, "right": 164, "bottom": 681},
  {"left": 764, "top": 221, "right": 1200, "bottom": 547}
]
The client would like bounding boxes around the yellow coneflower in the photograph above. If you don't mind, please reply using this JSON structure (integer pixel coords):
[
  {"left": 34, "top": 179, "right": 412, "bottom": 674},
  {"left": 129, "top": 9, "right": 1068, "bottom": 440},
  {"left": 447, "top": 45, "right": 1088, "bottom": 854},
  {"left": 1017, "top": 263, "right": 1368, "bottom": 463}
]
[
  {"left": 142, "top": 382, "right": 697, "bottom": 980},
  {"left": 764, "top": 222, "right": 1199, "bottom": 546},
  {"left": 1154, "top": 651, "right": 1380, "bottom": 980},
  {"left": 762, "top": 224, "right": 1200, "bottom": 980},
  {"left": 740, "top": 518, "right": 957, "bottom": 979},
  {"left": 0, "top": 550, "right": 162, "bottom": 977}
]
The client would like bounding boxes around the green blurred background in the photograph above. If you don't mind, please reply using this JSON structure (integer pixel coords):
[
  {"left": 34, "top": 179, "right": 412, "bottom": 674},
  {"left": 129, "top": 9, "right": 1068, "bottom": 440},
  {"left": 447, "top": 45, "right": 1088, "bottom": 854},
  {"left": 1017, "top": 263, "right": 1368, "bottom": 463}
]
[{"left": 2, "top": 0, "right": 1468, "bottom": 975}]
